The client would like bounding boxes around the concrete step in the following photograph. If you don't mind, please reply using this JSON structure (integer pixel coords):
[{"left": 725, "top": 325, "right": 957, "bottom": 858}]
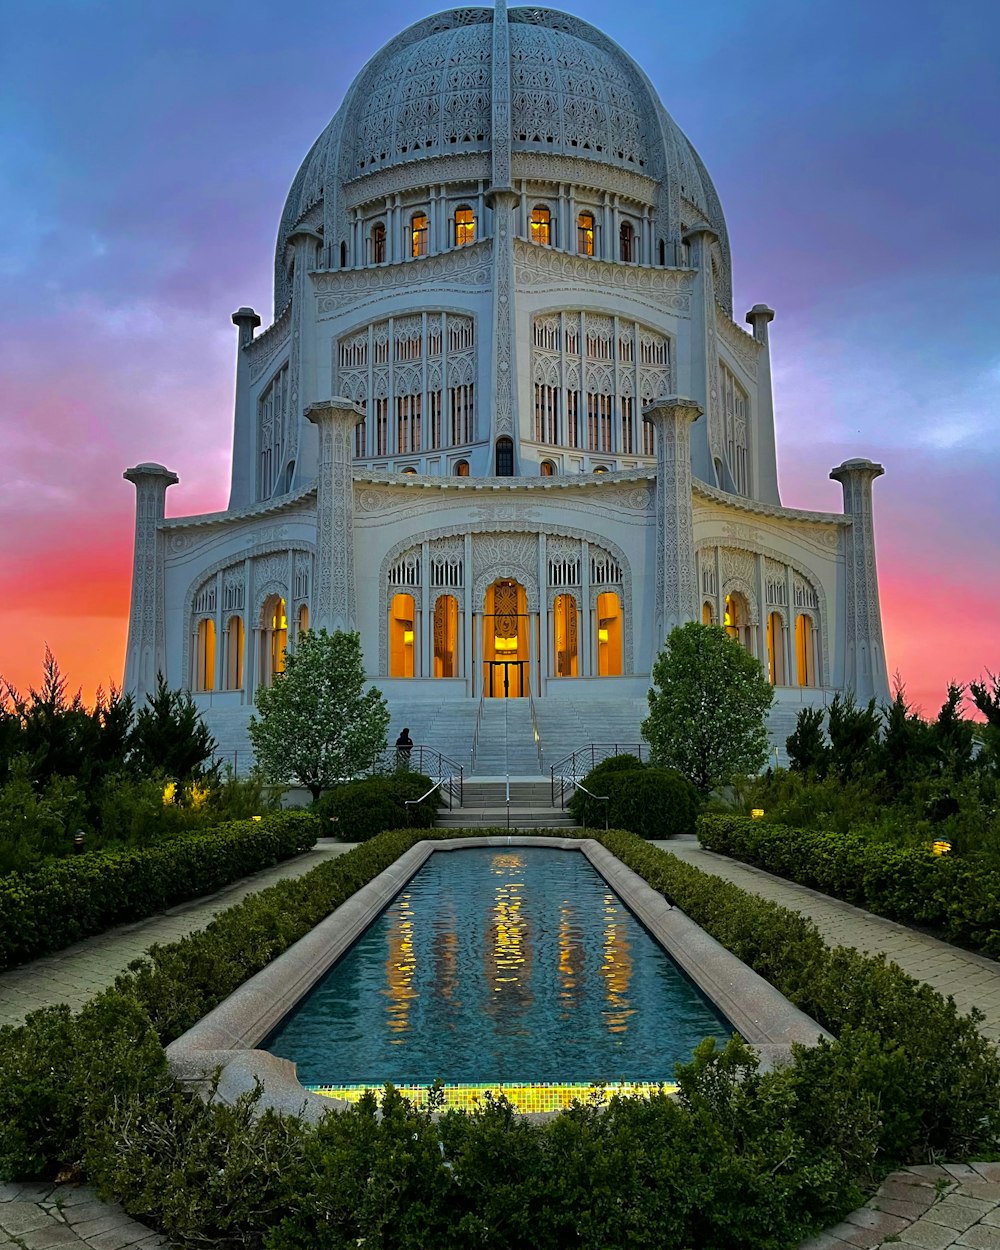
[{"left": 436, "top": 808, "right": 579, "bottom": 830}]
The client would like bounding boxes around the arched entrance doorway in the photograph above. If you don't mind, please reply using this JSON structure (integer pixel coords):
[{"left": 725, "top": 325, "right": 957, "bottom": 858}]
[{"left": 483, "top": 579, "right": 528, "bottom": 697}]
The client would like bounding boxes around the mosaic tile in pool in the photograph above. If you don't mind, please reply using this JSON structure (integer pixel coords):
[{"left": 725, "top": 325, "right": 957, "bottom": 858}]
[{"left": 264, "top": 847, "right": 732, "bottom": 1087}]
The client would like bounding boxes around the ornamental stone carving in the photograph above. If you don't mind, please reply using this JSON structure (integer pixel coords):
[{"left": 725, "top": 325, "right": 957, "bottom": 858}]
[
  {"left": 308, "top": 400, "right": 364, "bottom": 631},
  {"left": 123, "top": 463, "right": 178, "bottom": 703}
]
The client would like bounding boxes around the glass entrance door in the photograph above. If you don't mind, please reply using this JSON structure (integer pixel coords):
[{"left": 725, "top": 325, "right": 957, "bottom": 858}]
[
  {"left": 487, "top": 659, "right": 527, "bottom": 698},
  {"left": 483, "top": 579, "right": 529, "bottom": 698}
]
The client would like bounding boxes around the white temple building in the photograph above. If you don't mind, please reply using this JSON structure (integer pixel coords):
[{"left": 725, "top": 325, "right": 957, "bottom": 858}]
[{"left": 123, "top": 2, "right": 891, "bottom": 774}]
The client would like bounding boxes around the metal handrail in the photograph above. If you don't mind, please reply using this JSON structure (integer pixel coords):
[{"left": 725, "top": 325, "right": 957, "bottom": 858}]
[
  {"left": 549, "top": 742, "right": 648, "bottom": 807},
  {"left": 555, "top": 776, "right": 610, "bottom": 830},
  {"left": 505, "top": 772, "right": 511, "bottom": 831},
  {"left": 469, "top": 691, "right": 486, "bottom": 772},
  {"left": 527, "top": 686, "right": 544, "bottom": 771},
  {"left": 404, "top": 775, "right": 457, "bottom": 822}
]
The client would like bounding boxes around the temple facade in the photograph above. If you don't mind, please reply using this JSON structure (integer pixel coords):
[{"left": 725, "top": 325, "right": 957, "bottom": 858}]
[{"left": 123, "top": 3, "right": 890, "bottom": 766}]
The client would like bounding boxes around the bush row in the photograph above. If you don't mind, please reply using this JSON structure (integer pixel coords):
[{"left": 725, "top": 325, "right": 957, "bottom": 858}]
[
  {"left": 0, "top": 811, "right": 319, "bottom": 972},
  {"left": 568, "top": 755, "right": 699, "bottom": 838},
  {"left": 314, "top": 772, "right": 441, "bottom": 840},
  {"left": 1, "top": 827, "right": 998, "bottom": 1248},
  {"left": 697, "top": 813, "right": 1000, "bottom": 956}
]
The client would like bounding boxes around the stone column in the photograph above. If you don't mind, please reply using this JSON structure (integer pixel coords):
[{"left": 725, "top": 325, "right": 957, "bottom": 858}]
[
  {"left": 643, "top": 398, "right": 702, "bottom": 643},
  {"left": 829, "top": 458, "right": 890, "bottom": 704},
  {"left": 745, "top": 303, "right": 780, "bottom": 506},
  {"left": 123, "top": 463, "right": 179, "bottom": 703},
  {"left": 307, "top": 399, "right": 364, "bottom": 634},
  {"left": 228, "top": 307, "right": 260, "bottom": 509},
  {"left": 486, "top": 187, "right": 519, "bottom": 453},
  {"left": 683, "top": 224, "right": 721, "bottom": 486}
]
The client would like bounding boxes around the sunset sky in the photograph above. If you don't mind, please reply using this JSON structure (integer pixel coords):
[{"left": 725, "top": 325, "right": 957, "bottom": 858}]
[{"left": 2, "top": 0, "right": 998, "bottom": 717}]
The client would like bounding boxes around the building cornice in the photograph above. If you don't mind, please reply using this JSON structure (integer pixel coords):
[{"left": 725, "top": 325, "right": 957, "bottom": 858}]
[{"left": 692, "top": 480, "right": 849, "bottom": 526}]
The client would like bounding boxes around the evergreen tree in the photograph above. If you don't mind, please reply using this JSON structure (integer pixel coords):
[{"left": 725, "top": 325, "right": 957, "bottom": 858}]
[
  {"left": 130, "top": 675, "right": 217, "bottom": 780},
  {"left": 786, "top": 706, "right": 829, "bottom": 776},
  {"left": 642, "top": 622, "right": 774, "bottom": 795},
  {"left": 826, "top": 693, "right": 881, "bottom": 778}
]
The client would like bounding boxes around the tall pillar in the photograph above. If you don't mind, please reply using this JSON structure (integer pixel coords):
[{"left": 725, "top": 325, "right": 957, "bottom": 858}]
[
  {"left": 643, "top": 398, "right": 702, "bottom": 643},
  {"left": 228, "top": 307, "right": 260, "bottom": 509},
  {"left": 829, "top": 458, "right": 890, "bottom": 704},
  {"left": 123, "top": 462, "right": 179, "bottom": 702},
  {"left": 745, "top": 303, "right": 780, "bottom": 505},
  {"left": 307, "top": 399, "right": 364, "bottom": 633},
  {"left": 683, "top": 224, "right": 721, "bottom": 486}
]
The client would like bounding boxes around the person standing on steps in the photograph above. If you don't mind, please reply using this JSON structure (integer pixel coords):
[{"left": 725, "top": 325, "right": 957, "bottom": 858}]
[{"left": 395, "top": 727, "right": 413, "bottom": 767}]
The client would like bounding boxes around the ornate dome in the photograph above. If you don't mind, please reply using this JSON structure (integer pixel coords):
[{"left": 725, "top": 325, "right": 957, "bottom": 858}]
[{"left": 274, "top": 6, "right": 730, "bottom": 311}]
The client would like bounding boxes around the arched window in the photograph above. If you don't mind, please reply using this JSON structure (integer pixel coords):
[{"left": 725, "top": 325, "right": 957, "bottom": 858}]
[
  {"left": 339, "top": 241, "right": 347, "bottom": 268},
  {"left": 402, "top": 466, "right": 418, "bottom": 475},
  {"left": 553, "top": 594, "right": 578, "bottom": 677},
  {"left": 540, "top": 459, "right": 555, "bottom": 476},
  {"left": 767, "top": 611, "right": 786, "bottom": 685},
  {"left": 297, "top": 604, "right": 309, "bottom": 637},
  {"left": 455, "top": 206, "right": 475, "bottom": 247},
  {"left": 389, "top": 592, "right": 416, "bottom": 677},
  {"left": 577, "top": 211, "right": 595, "bottom": 256},
  {"left": 194, "top": 619, "right": 215, "bottom": 692},
  {"left": 225, "top": 616, "right": 244, "bottom": 690},
  {"left": 530, "top": 205, "right": 551, "bottom": 246},
  {"left": 410, "top": 213, "right": 429, "bottom": 258},
  {"left": 659, "top": 239, "right": 666, "bottom": 266},
  {"left": 619, "top": 221, "right": 634, "bottom": 262},
  {"left": 596, "top": 591, "right": 623, "bottom": 676},
  {"left": 433, "top": 595, "right": 459, "bottom": 677},
  {"left": 724, "top": 592, "right": 751, "bottom": 650},
  {"left": 593, "top": 464, "right": 609, "bottom": 474},
  {"left": 260, "top": 595, "right": 287, "bottom": 686},
  {"left": 371, "top": 222, "right": 386, "bottom": 264},
  {"left": 495, "top": 437, "right": 514, "bottom": 476},
  {"left": 454, "top": 459, "right": 470, "bottom": 477},
  {"left": 796, "top": 614, "right": 816, "bottom": 686},
  {"left": 702, "top": 601, "right": 714, "bottom": 626}
]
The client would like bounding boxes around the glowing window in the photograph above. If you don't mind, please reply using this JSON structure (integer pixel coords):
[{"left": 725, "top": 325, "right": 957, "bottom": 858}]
[
  {"left": 553, "top": 594, "right": 578, "bottom": 677},
  {"left": 796, "top": 614, "right": 816, "bottom": 686},
  {"left": 410, "top": 213, "right": 428, "bottom": 258},
  {"left": 540, "top": 460, "right": 555, "bottom": 477},
  {"left": 767, "top": 611, "right": 785, "bottom": 685},
  {"left": 260, "top": 595, "right": 287, "bottom": 686},
  {"left": 702, "top": 601, "right": 714, "bottom": 626},
  {"left": 596, "top": 591, "right": 622, "bottom": 676},
  {"left": 455, "top": 459, "right": 470, "bottom": 477},
  {"left": 577, "top": 211, "right": 595, "bottom": 256},
  {"left": 371, "top": 222, "right": 386, "bottom": 264},
  {"left": 455, "top": 207, "right": 475, "bottom": 247},
  {"left": 389, "top": 592, "right": 416, "bottom": 677},
  {"left": 530, "top": 205, "right": 551, "bottom": 246},
  {"left": 433, "top": 595, "right": 459, "bottom": 677},
  {"left": 195, "top": 618, "right": 215, "bottom": 692},
  {"left": 297, "top": 604, "right": 309, "bottom": 636},
  {"left": 225, "top": 616, "right": 243, "bottom": 690}
]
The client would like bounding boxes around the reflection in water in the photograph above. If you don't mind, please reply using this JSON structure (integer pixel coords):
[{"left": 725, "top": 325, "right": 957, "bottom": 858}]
[
  {"left": 384, "top": 893, "right": 417, "bottom": 1041},
  {"left": 558, "top": 901, "right": 584, "bottom": 1014},
  {"left": 599, "top": 894, "right": 634, "bottom": 1034},
  {"left": 486, "top": 853, "right": 533, "bottom": 1017}
]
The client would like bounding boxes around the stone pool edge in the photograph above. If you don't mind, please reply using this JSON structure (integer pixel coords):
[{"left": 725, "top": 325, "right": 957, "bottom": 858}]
[{"left": 165, "top": 836, "right": 831, "bottom": 1123}]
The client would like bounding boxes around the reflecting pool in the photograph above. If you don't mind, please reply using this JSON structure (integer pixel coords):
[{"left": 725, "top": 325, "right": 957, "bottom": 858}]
[{"left": 265, "top": 847, "right": 732, "bottom": 1089}]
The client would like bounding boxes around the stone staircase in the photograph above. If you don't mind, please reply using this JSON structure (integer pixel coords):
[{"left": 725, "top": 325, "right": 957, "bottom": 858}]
[{"left": 435, "top": 779, "right": 578, "bottom": 831}]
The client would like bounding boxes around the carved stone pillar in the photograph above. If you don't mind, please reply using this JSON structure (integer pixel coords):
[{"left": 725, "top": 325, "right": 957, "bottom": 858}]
[
  {"left": 307, "top": 399, "right": 364, "bottom": 633},
  {"left": 123, "top": 462, "right": 179, "bottom": 702},
  {"left": 643, "top": 398, "right": 702, "bottom": 643},
  {"left": 829, "top": 458, "right": 890, "bottom": 704}
]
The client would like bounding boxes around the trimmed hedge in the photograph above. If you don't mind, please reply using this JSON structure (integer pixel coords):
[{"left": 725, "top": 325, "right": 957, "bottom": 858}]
[
  {"left": 0, "top": 811, "right": 319, "bottom": 972},
  {"left": 314, "top": 773, "right": 440, "bottom": 840},
  {"left": 1, "top": 827, "right": 998, "bottom": 1248},
  {"left": 569, "top": 759, "right": 699, "bottom": 838},
  {"left": 697, "top": 813, "right": 1000, "bottom": 957}
]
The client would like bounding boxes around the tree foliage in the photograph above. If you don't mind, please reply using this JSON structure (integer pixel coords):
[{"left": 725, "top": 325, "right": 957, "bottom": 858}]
[
  {"left": 130, "top": 675, "right": 217, "bottom": 781},
  {"left": 249, "top": 630, "right": 390, "bottom": 799},
  {"left": 641, "top": 622, "right": 774, "bottom": 795}
]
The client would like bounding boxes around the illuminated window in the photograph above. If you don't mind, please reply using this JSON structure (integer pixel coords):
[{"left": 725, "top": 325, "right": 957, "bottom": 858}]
[
  {"left": 225, "top": 616, "right": 243, "bottom": 690},
  {"left": 596, "top": 591, "right": 622, "bottom": 676},
  {"left": 455, "top": 206, "right": 475, "bottom": 247},
  {"left": 194, "top": 618, "right": 215, "bottom": 692},
  {"left": 702, "top": 601, "right": 714, "bottom": 626},
  {"left": 433, "top": 595, "right": 459, "bottom": 677},
  {"left": 389, "top": 592, "right": 416, "bottom": 677},
  {"left": 577, "top": 211, "right": 595, "bottom": 256},
  {"left": 553, "top": 594, "right": 578, "bottom": 677},
  {"left": 724, "top": 593, "right": 751, "bottom": 650},
  {"left": 410, "top": 213, "right": 428, "bottom": 258},
  {"left": 767, "top": 611, "right": 786, "bottom": 685},
  {"left": 796, "top": 614, "right": 816, "bottom": 686},
  {"left": 540, "top": 460, "right": 554, "bottom": 476},
  {"left": 454, "top": 459, "right": 470, "bottom": 476},
  {"left": 401, "top": 466, "right": 418, "bottom": 475},
  {"left": 371, "top": 222, "right": 386, "bottom": 264},
  {"left": 530, "top": 205, "right": 551, "bottom": 246},
  {"left": 619, "top": 221, "right": 634, "bottom": 262},
  {"left": 260, "top": 595, "right": 287, "bottom": 686},
  {"left": 495, "top": 437, "right": 514, "bottom": 476},
  {"left": 593, "top": 464, "right": 609, "bottom": 474},
  {"left": 297, "top": 604, "right": 309, "bottom": 636}
]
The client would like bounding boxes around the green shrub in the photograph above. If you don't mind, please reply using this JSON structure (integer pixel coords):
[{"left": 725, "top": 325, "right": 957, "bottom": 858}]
[
  {"left": 313, "top": 772, "right": 438, "bottom": 839},
  {"left": 0, "top": 811, "right": 319, "bottom": 971},
  {"left": 569, "top": 759, "right": 697, "bottom": 837},
  {"left": 697, "top": 813, "right": 1000, "bottom": 956}
]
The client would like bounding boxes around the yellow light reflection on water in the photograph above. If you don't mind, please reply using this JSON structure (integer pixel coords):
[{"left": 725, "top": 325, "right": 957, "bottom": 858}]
[
  {"left": 558, "top": 901, "right": 584, "bottom": 1013},
  {"left": 486, "top": 852, "right": 533, "bottom": 1013},
  {"left": 600, "top": 894, "right": 634, "bottom": 1034},
  {"left": 384, "top": 893, "right": 417, "bottom": 1041}
]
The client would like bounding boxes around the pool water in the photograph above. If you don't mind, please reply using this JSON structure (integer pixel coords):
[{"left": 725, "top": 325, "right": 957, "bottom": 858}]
[{"left": 264, "top": 847, "right": 732, "bottom": 1089}]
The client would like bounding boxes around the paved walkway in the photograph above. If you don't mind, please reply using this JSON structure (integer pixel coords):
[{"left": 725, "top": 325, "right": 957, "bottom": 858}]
[
  {"left": 4, "top": 835, "right": 1000, "bottom": 1249},
  {"left": 0, "top": 842, "right": 353, "bottom": 1028}
]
